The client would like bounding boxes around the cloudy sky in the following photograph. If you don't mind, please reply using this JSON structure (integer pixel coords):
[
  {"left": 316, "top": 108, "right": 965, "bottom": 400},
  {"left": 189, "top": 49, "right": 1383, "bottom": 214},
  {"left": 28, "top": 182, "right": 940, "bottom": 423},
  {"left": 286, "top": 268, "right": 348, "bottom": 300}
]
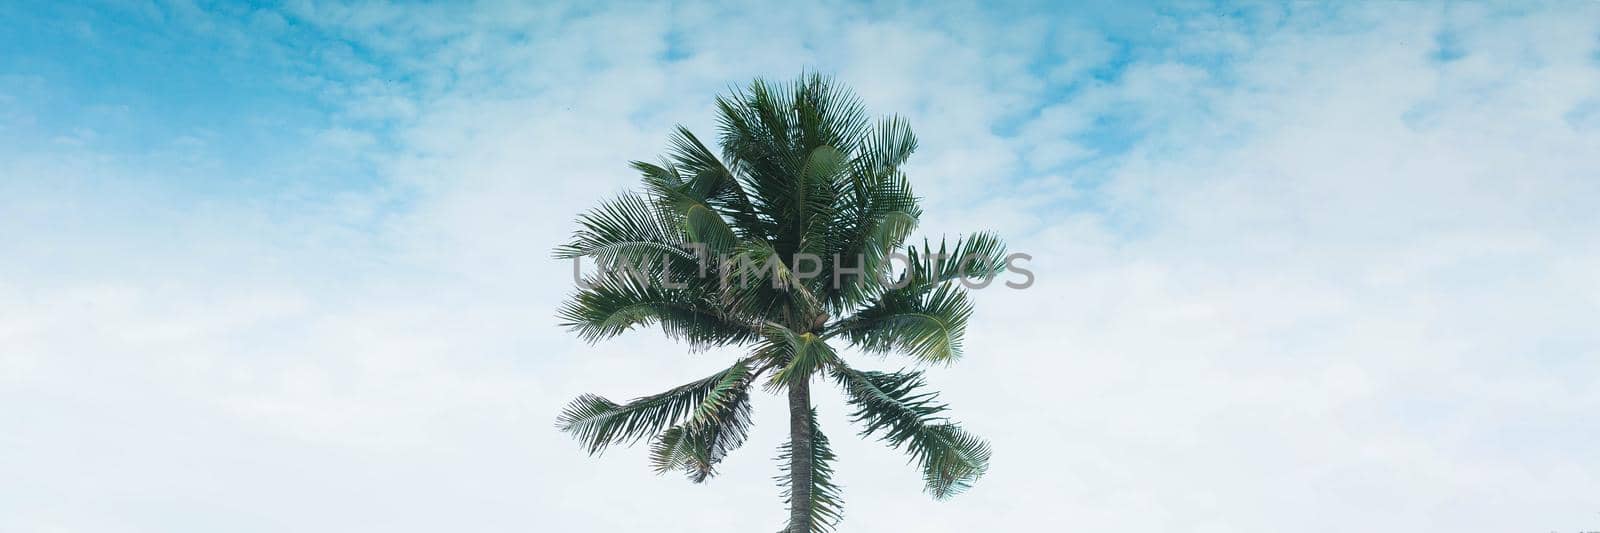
[{"left": 4, "top": 1, "right": 1599, "bottom": 532}]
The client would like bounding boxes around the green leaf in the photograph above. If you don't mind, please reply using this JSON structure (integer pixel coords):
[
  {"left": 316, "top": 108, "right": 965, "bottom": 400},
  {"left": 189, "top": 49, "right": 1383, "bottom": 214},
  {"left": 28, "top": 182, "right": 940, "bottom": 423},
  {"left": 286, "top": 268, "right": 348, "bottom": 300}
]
[
  {"left": 718, "top": 240, "right": 821, "bottom": 323},
  {"left": 558, "top": 272, "right": 756, "bottom": 349},
  {"left": 856, "top": 115, "right": 918, "bottom": 179},
  {"left": 897, "top": 232, "right": 1009, "bottom": 293},
  {"left": 832, "top": 363, "right": 990, "bottom": 499},
  {"left": 835, "top": 282, "right": 974, "bottom": 364},
  {"left": 553, "top": 192, "right": 692, "bottom": 267},
  {"left": 558, "top": 360, "right": 755, "bottom": 455},
  {"left": 683, "top": 203, "right": 740, "bottom": 255},
  {"left": 647, "top": 365, "right": 756, "bottom": 482},
  {"left": 758, "top": 324, "right": 839, "bottom": 388}
]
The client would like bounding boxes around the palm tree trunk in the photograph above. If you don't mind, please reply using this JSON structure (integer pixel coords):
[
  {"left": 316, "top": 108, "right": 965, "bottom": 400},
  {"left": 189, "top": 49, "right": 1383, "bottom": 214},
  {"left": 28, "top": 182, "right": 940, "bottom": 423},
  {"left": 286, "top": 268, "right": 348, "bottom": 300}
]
[{"left": 786, "top": 378, "right": 814, "bottom": 533}]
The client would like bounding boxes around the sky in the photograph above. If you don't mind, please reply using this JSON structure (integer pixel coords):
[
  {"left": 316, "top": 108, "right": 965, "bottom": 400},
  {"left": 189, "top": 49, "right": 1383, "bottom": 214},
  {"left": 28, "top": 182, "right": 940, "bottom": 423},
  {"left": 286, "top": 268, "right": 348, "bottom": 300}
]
[{"left": 2, "top": 1, "right": 1599, "bottom": 532}]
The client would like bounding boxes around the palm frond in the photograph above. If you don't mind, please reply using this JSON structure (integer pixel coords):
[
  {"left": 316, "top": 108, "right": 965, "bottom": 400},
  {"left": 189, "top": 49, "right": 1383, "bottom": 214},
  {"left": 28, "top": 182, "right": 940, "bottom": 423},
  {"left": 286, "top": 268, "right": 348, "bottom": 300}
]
[
  {"left": 553, "top": 192, "right": 692, "bottom": 269},
  {"left": 914, "top": 423, "right": 991, "bottom": 499},
  {"left": 648, "top": 426, "right": 700, "bottom": 476},
  {"left": 833, "top": 282, "right": 974, "bottom": 364},
  {"left": 558, "top": 359, "right": 755, "bottom": 456},
  {"left": 664, "top": 126, "right": 769, "bottom": 238},
  {"left": 895, "top": 233, "right": 1009, "bottom": 294},
  {"left": 647, "top": 366, "right": 756, "bottom": 482},
  {"left": 776, "top": 408, "right": 843, "bottom": 532},
  {"left": 826, "top": 232, "right": 1004, "bottom": 361},
  {"left": 831, "top": 363, "right": 990, "bottom": 499},
  {"left": 855, "top": 115, "right": 918, "bottom": 180},
  {"left": 718, "top": 240, "right": 820, "bottom": 325},
  {"left": 717, "top": 74, "right": 869, "bottom": 257},
  {"left": 681, "top": 203, "right": 741, "bottom": 255},
  {"left": 557, "top": 273, "right": 756, "bottom": 348},
  {"left": 821, "top": 169, "right": 921, "bottom": 310},
  {"left": 791, "top": 145, "right": 847, "bottom": 255},
  {"left": 637, "top": 137, "right": 748, "bottom": 256},
  {"left": 790, "top": 73, "right": 870, "bottom": 156},
  {"left": 717, "top": 80, "right": 800, "bottom": 221},
  {"left": 756, "top": 324, "right": 839, "bottom": 389}
]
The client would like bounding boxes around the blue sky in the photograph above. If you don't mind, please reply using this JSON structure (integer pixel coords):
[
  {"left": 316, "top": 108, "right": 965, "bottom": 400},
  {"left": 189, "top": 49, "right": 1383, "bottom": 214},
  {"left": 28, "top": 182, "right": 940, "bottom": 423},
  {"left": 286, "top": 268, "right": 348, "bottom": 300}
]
[
  {"left": 4, "top": 2, "right": 1600, "bottom": 532},
  {"left": 3, "top": 2, "right": 376, "bottom": 191},
  {"left": 0, "top": 1, "right": 1297, "bottom": 207}
]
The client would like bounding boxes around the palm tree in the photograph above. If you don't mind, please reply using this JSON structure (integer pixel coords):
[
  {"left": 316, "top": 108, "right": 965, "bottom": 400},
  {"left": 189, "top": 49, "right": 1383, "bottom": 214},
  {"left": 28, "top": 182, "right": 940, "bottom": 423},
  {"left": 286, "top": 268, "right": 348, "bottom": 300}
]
[{"left": 554, "top": 73, "right": 1004, "bottom": 533}]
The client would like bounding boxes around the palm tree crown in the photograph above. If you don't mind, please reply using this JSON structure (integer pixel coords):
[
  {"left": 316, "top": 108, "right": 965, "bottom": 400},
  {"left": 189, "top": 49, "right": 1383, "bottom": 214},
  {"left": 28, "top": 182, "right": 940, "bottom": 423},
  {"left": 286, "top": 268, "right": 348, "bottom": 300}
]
[{"left": 554, "top": 73, "right": 1004, "bottom": 533}]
